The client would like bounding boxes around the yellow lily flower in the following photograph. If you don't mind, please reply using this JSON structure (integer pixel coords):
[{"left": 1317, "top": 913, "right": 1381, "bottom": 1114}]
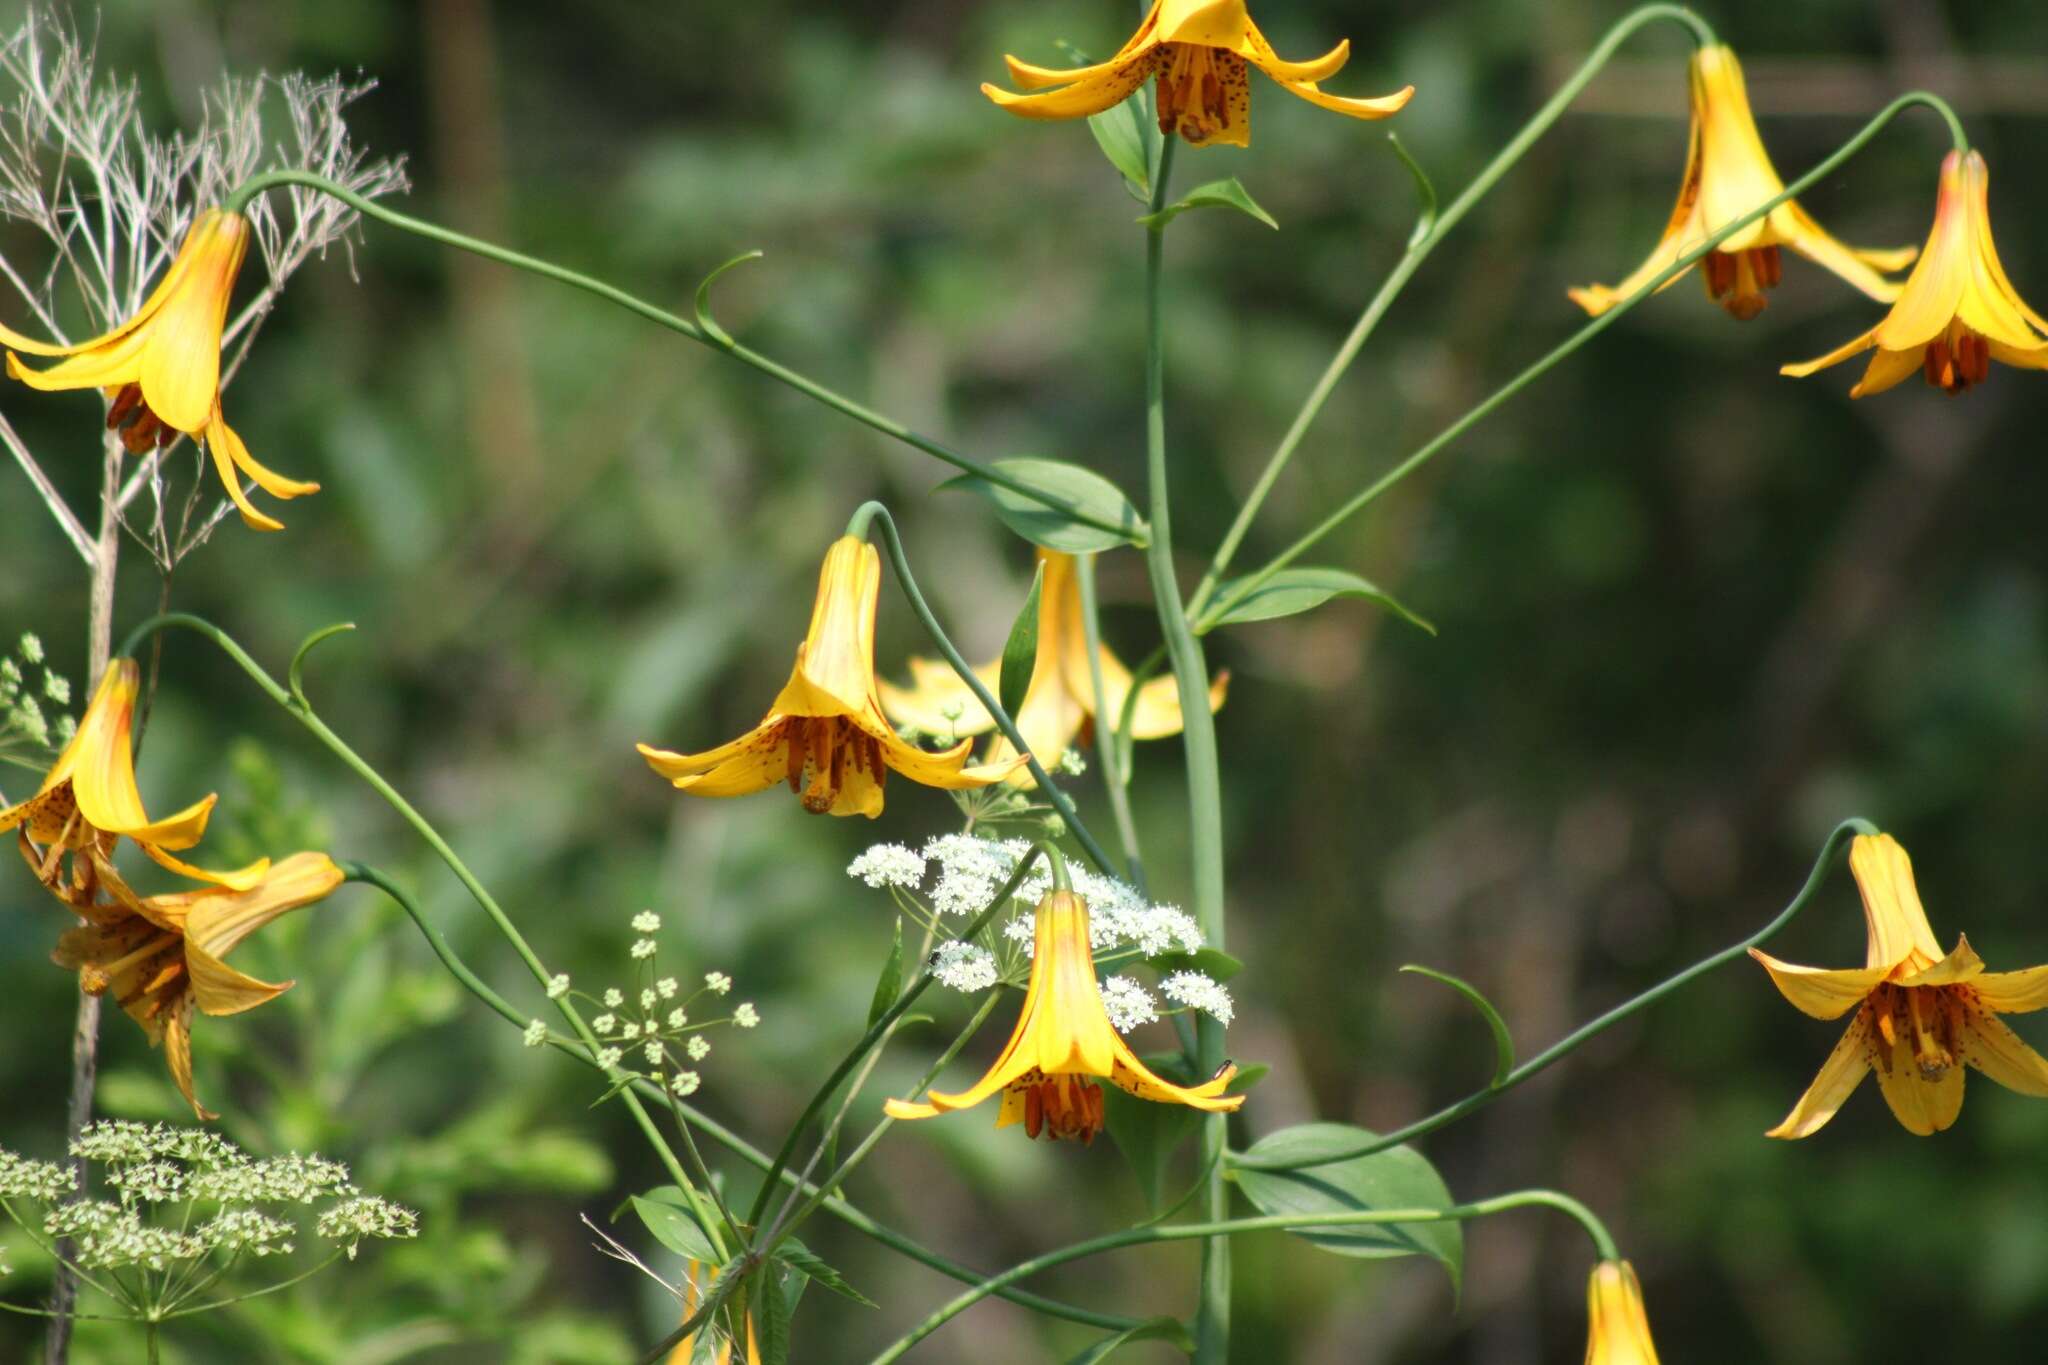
[
  {"left": 884, "top": 889, "right": 1243, "bottom": 1144},
  {"left": 981, "top": 0, "right": 1412, "bottom": 150},
  {"left": 1782, "top": 150, "right": 2048, "bottom": 395},
  {"left": 54, "top": 851, "right": 343, "bottom": 1119},
  {"left": 2, "top": 659, "right": 265, "bottom": 893},
  {"left": 1583, "top": 1261, "right": 1662, "bottom": 1365},
  {"left": 637, "top": 537, "right": 1025, "bottom": 819},
  {"left": 1751, "top": 833, "right": 2048, "bottom": 1138},
  {"left": 1, "top": 208, "right": 319, "bottom": 531},
  {"left": 877, "top": 550, "right": 1227, "bottom": 784},
  {"left": 1569, "top": 45, "right": 1913, "bottom": 321}
]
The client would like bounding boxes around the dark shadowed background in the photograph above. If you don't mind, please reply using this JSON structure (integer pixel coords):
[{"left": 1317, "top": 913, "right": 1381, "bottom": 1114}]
[{"left": 3, "top": 0, "right": 2046, "bottom": 1360}]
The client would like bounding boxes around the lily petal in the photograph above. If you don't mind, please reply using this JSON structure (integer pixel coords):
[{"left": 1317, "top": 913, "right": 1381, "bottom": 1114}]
[
  {"left": 1870, "top": 1012, "right": 1963, "bottom": 1135},
  {"left": 636, "top": 727, "right": 791, "bottom": 798},
  {"left": 1749, "top": 948, "right": 1886, "bottom": 1020},
  {"left": 1959, "top": 1008, "right": 2048, "bottom": 1097},
  {"left": 1970, "top": 965, "right": 2048, "bottom": 1015},
  {"left": 1894, "top": 934, "right": 1985, "bottom": 989},
  {"left": 982, "top": 60, "right": 1162, "bottom": 122},
  {"left": 1766, "top": 1008, "right": 1874, "bottom": 1139}
]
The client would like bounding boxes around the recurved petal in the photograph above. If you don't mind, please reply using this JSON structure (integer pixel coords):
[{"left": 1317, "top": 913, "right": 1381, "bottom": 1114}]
[
  {"left": 982, "top": 59, "right": 1161, "bottom": 122},
  {"left": 1986, "top": 338, "right": 2048, "bottom": 372},
  {"left": 1777, "top": 203, "right": 1910, "bottom": 303},
  {"left": 1124, "top": 669, "right": 1227, "bottom": 740},
  {"left": 162, "top": 995, "right": 217, "bottom": 1122},
  {"left": 212, "top": 409, "right": 319, "bottom": 498},
  {"left": 1959, "top": 1008, "right": 2048, "bottom": 1097},
  {"left": 1765, "top": 1008, "right": 1873, "bottom": 1139},
  {"left": 187, "top": 940, "right": 292, "bottom": 1018},
  {"left": 1240, "top": 34, "right": 1349, "bottom": 85},
  {"left": 6, "top": 325, "right": 149, "bottom": 395},
  {"left": 1748, "top": 948, "right": 1886, "bottom": 1020},
  {"left": 875, "top": 728, "right": 1027, "bottom": 789},
  {"left": 205, "top": 417, "right": 285, "bottom": 533},
  {"left": 1894, "top": 935, "right": 1985, "bottom": 988},
  {"left": 1269, "top": 78, "right": 1413, "bottom": 122},
  {"left": 184, "top": 851, "right": 343, "bottom": 961},
  {"left": 142, "top": 842, "right": 271, "bottom": 892},
  {"left": 1970, "top": 965, "right": 2048, "bottom": 1015},
  {"left": 1870, "top": 1014, "right": 1964, "bottom": 1135},
  {"left": 1848, "top": 346, "right": 1927, "bottom": 398},
  {"left": 1004, "top": 47, "right": 1150, "bottom": 92},
  {"left": 1568, "top": 227, "right": 1700, "bottom": 319},
  {"left": 637, "top": 724, "right": 791, "bottom": 798},
  {"left": 1108, "top": 1045, "right": 1244, "bottom": 1111},
  {"left": 875, "top": 656, "right": 1000, "bottom": 738},
  {"left": 1778, "top": 327, "right": 1877, "bottom": 379}
]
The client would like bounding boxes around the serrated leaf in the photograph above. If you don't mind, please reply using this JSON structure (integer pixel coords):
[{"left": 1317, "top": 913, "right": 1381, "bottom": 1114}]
[
  {"left": 1087, "top": 90, "right": 1153, "bottom": 196},
  {"left": 630, "top": 1188, "right": 720, "bottom": 1263},
  {"left": 1066, "top": 1316, "right": 1192, "bottom": 1363},
  {"left": 775, "top": 1243, "right": 876, "bottom": 1308},
  {"left": 1138, "top": 176, "right": 1278, "bottom": 231},
  {"left": 999, "top": 561, "right": 1046, "bottom": 720},
  {"left": 939, "top": 457, "right": 1145, "bottom": 552},
  {"left": 1146, "top": 947, "right": 1244, "bottom": 982},
  {"left": 757, "top": 1261, "right": 792, "bottom": 1365},
  {"left": 1401, "top": 964, "right": 1514, "bottom": 1088},
  {"left": 867, "top": 920, "right": 904, "bottom": 1030},
  {"left": 1205, "top": 567, "right": 1434, "bottom": 634},
  {"left": 1233, "top": 1124, "right": 1462, "bottom": 1293}
]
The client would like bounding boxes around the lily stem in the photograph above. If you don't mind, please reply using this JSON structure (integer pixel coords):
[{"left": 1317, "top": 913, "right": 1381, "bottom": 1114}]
[
  {"left": 1186, "top": 1, "right": 1717, "bottom": 617},
  {"left": 220, "top": 170, "right": 1132, "bottom": 539},
  {"left": 852, "top": 500, "right": 1119, "bottom": 877},
  {"left": 1229, "top": 818, "right": 1875, "bottom": 1172},
  {"left": 1200, "top": 91, "right": 1970, "bottom": 629},
  {"left": 866, "top": 1188, "right": 1616, "bottom": 1363}
]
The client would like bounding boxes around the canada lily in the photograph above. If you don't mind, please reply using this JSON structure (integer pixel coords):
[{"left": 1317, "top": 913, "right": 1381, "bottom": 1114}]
[
  {"left": 638, "top": 537, "right": 1024, "bottom": 818},
  {"left": 1752, "top": 833, "right": 2048, "bottom": 1138},
  {"left": 54, "top": 851, "right": 343, "bottom": 1119},
  {"left": 1782, "top": 150, "right": 2048, "bottom": 395},
  {"left": 878, "top": 550, "right": 1226, "bottom": 784},
  {"left": 1570, "top": 45, "right": 1913, "bottom": 321},
  {"left": 1, "top": 207, "right": 319, "bottom": 531},
  {"left": 884, "top": 890, "right": 1243, "bottom": 1143},
  {"left": 2, "top": 659, "right": 265, "bottom": 893},
  {"left": 982, "top": 0, "right": 1412, "bottom": 150},
  {"left": 1583, "top": 1261, "right": 1662, "bottom": 1365}
]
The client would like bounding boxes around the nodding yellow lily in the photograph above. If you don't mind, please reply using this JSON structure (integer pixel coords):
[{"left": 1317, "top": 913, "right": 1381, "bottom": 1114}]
[
  {"left": 54, "top": 851, "right": 343, "bottom": 1119},
  {"left": 2, "top": 208, "right": 319, "bottom": 531},
  {"left": 1583, "top": 1261, "right": 1662, "bottom": 1365},
  {"left": 878, "top": 550, "right": 1226, "bottom": 784},
  {"left": 1782, "top": 150, "right": 2048, "bottom": 395},
  {"left": 1752, "top": 833, "right": 2048, "bottom": 1138},
  {"left": 637, "top": 537, "right": 1025, "bottom": 819},
  {"left": 1570, "top": 45, "right": 1913, "bottom": 321},
  {"left": 884, "top": 890, "right": 1243, "bottom": 1144},
  {"left": 2, "top": 660, "right": 266, "bottom": 894},
  {"left": 982, "top": 0, "right": 1412, "bottom": 150}
]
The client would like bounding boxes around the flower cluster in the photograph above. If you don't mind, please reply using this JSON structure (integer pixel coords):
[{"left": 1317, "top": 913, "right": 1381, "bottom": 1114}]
[
  {"left": 847, "top": 834, "right": 1233, "bottom": 1032},
  {"left": 0, "top": 633, "right": 74, "bottom": 766},
  {"left": 0, "top": 1121, "right": 415, "bottom": 1302},
  {"left": 539, "top": 911, "right": 759, "bottom": 1100}
]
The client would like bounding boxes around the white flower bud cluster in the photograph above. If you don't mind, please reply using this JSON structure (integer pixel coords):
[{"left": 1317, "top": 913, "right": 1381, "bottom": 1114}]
[
  {"left": 0, "top": 1150, "right": 75, "bottom": 1201},
  {"left": 1098, "top": 975, "right": 1161, "bottom": 1032},
  {"left": 561, "top": 922, "right": 758, "bottom": 1100},
  {"left": 315, "top": 1196, "right": 419, "bottom": 1260}
]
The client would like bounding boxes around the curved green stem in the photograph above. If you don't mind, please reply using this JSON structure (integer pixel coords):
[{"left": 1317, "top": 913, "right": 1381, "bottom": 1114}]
[
  {"left": 220, "top": 170, "right": 1129, "bottom": 538},
  {"left": 344, "top": 857, "right": 1137, "bottom": 1334},
  {"left": 852, "top": 502, "right": 1118, "bottom": 876},
  {"left": 745, "top": 845, "right": 1047, "bottom": 1229},
  {"left": 1186, "top": 2, "right": 1714, "bottom": 615},
  {"left": 1230, "top": 818, "right": 1875, "bottom": 1172},
  {"left": 114, "top": 614, "right": 723, "bottom": 1261},
  {"left": 1200, "top": 92, "right": 1966, "bottom": 629},
  {"left": 1074, "top": 555, "right": 1147, "bottom": 890},
  {"left": 867, "top": 1188, "right": 1613, "bottom": 1363}
]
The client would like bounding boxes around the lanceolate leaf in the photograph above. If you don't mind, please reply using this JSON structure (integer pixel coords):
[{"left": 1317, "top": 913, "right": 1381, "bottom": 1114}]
[
  {"left": 1233, "top": 1123, "right": 1463, "bottom": 1293},
  {"left": 1137, "top": 176, "right": 1278, "bottom": 231},
  {"left": 999, "top": 561, "right": 1046, "bottom": 720},
  {"left": 629, "top": 1187, "right": 720, "bottom": 1263},
  {"left": 867, "top": 919, "right": 904, "bottom": 1029},
  {"left": 776, "top": 1242, "right": 877, "bottom": 1308},
  {"left": 1205, "top": 567, "right": 1435, "bottom": 634},
  {"left": 1066, "top": 1316, "right": 1194, "bottom": 1363},
  {"left": 1087, "top": 89, "right": 1155, "bottom": 199},
  {"left": 940, "top": 458, "right": 1147, "bottom": 553}
]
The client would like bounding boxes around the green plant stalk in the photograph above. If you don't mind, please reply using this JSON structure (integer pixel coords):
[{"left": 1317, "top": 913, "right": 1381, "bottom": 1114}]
[
  {"left": 1074, "top": 554, "right": 1147, "bottom": 890},
  {"left": 1135, "top": 136, "right": 1234, "bottom": 1365},
  {"left": 851, "top": 501, "right": 1119, "bottom": 877},
  {"left": 341, "top": 861, "right": 1138, "bottom": 1334},
  {"left": 1231, "top": 817, "right": 1876, "bottom": 1172},
  {"left": 867, "top": 1188, "right": 1616, "bottom": 1363},
  {"left": 114, "top": 615, "right": 726, "bottom": 1262},
  {"left": 745, "top": 842, "right": 1049, "bottom": 1230},
  {"left": 1200, "top": 91, "right": 1970, "bottom": 629},
  {"left": 220, "top": 170, "right": 1133, "bottom": 540},
  {"left": 1186, "top": 2, "right": 1715, "bottom": 617}
]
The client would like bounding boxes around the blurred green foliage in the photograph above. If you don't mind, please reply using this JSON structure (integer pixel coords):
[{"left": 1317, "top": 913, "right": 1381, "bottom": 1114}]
[{"left": 3, "top": 0, "right": 2047, "bottom": 1361}]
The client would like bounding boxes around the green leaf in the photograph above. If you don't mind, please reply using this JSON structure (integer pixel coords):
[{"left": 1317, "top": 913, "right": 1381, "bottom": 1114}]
[
  {"left": 757, "top": 1259, "right": 792, "bottom": 1365},
  {"left": 1065, "top": 1316, "right": 1193, "bottom": 1363},
  {"left": 939, "top": 457, "right": 1146, "bottom": 553},
  {"left": 629, "top": 1188, "right": 720, "bottom": 1264},
  {"left": 1233, "top": 1123, "right": 1463, "bottom": 1293},
  {"left": 999, "top": 561, "right": 1046, "bottom": 720},
  {"left": 775, "top": 1243, "right": 876, "bottom": 1308},
  {"left": 1137, "top": 176, "right": 1278, "bottom": 231},
  {"left": 1400, "top": 964, "right": 1515, "bottom": 1088},
  {"left": 1146, "top": 946, "right": 1244, "bottom": 983},
  {"left": 1087, "top": 89, "right": 1154, "bottom": 198},
  {"left": 1204, "top": 567, "right": 1435, "bottom": 635},
  {"left": 1101, "top": 1058, "right": 1207, "bottom": 1212},
  {"left": 867, "top": 920, "right": 904, "bottom": 1030}
]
